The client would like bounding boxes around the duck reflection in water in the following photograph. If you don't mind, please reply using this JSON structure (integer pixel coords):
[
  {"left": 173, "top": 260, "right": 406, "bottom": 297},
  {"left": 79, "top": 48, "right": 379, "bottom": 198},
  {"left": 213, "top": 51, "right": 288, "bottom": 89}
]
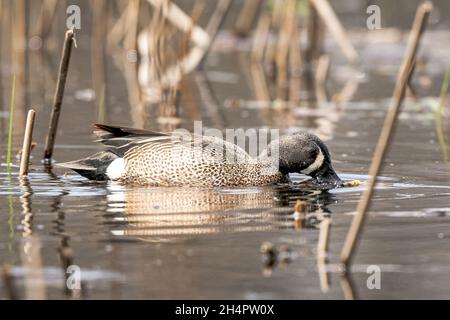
[{"left": 105, "top": 183, "right": 337, "bottom": 241}]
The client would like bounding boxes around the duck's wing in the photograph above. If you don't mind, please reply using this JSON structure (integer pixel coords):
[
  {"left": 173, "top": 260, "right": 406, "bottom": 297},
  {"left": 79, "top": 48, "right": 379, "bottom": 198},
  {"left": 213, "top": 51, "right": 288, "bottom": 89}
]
[
  {"left": 94, "top": 124, "right": 253, "bottom": 163},
  {"left": 94, "top": 124, "right": 174, "bottom": 157}
]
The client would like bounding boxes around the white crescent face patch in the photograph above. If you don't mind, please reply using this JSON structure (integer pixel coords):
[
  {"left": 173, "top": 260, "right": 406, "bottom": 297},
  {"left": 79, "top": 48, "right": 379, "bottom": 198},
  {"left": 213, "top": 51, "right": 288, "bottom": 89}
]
[{"left": 300, "top": 149, "right": 324, "bottom": 175}]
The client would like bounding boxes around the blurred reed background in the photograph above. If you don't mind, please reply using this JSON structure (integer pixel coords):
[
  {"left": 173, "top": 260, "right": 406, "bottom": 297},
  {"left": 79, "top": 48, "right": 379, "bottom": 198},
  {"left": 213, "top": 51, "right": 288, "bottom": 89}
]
[{"left": 0, "top": 0, "right": 369, "bottom": 139}]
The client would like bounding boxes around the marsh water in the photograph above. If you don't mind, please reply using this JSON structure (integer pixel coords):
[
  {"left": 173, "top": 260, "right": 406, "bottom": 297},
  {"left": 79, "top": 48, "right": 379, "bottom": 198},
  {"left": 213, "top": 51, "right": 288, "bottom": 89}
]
[{"left": 1, "top": 0, "right": 450, "bottom": 299}]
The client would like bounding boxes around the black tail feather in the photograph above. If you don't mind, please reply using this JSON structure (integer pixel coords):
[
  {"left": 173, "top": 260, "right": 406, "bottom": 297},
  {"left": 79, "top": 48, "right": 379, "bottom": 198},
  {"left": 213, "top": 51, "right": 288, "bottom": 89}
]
[{"left": 58, "top": 151, "right": 118, "bottom": 181}]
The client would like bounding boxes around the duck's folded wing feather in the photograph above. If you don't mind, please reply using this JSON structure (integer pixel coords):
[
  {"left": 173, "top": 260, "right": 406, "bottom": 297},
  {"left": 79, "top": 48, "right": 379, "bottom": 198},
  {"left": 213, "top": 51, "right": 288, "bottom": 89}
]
[
  {"left": 93, "top": 124, "right": 173, "bottom": 157},
  {"left": 94, "top": 124, "right": 169, "bottom": 139},
  {"left": 93, "top": 124, "right": 252, "bottom": 162}
]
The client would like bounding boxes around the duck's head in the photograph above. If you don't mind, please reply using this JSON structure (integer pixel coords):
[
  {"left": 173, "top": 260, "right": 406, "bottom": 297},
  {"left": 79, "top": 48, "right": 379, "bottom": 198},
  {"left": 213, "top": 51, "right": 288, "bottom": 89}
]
[{"left": 267, "top": 132, "right": 343, "bottom": 190}]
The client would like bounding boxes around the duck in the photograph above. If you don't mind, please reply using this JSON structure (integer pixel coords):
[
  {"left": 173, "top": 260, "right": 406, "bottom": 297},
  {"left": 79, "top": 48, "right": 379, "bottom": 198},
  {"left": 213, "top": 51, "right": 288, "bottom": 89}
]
[{"left": 59, "top": 124, "right": 343, "bottom": 190}]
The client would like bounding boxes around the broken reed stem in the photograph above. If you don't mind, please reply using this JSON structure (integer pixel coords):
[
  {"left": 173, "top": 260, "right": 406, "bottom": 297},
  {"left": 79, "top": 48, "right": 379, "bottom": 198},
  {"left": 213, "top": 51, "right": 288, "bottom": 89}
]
[
  {"left": 6, "top": 75, "right": 16, "bottom": 176},
  {"left": 310, "top": 0, "right": 358, "bottom": 63},
  {"left": 19, "top": 110, "right": 36, "bottom": 178},
  {"left": 340, "top": 1, "right": 433, "bottom": 266},
  {"left": 43, "top": 30, "right": 75, "bottom": 163}
]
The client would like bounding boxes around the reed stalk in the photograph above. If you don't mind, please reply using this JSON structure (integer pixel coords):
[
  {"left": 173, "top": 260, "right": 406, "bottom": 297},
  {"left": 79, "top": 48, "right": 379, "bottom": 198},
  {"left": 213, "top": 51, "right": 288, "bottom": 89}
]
[
  {"left": 43, "top": 30, "right": 75, "bottom": 163},
  {"left": 19, "top": 109, "right": 36, "bottom": 178},
  {"left": 339, "top": 1, "right": 433, "bottom": 267}
]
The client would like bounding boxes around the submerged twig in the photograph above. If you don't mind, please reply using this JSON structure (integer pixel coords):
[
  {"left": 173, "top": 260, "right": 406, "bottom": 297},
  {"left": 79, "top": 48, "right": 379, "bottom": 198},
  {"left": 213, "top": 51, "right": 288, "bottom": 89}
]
[
  {"left": 19, "top": 110, "right": 36, "bottom": 178},
  {"left": 43, "top": 30, "right": 75, "bottom": 163},
  {"left": 340, "top": 2, "right": 433, "bottom": 267}
]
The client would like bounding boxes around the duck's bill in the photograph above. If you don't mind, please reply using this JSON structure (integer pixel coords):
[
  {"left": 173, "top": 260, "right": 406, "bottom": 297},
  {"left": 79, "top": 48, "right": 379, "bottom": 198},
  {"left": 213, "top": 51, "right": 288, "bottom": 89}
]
[{"left": 313, "top": 166, "right": 343, "bottom": 191}]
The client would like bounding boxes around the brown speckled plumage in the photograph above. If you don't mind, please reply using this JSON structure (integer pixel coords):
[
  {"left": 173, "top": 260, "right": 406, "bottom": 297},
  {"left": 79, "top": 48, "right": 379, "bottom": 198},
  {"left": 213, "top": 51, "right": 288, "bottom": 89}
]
[{"left": 120, "top": 134, "right": 285, "bottom": 186}]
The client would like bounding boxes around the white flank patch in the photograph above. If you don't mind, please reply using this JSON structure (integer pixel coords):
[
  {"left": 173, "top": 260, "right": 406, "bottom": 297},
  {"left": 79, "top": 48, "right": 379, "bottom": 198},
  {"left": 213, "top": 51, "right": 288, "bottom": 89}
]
[
  {"left": 301, "top": 149, "right": 324, "bottom": 175},
  {"left": 106, "top": 158, "right": 125, "bottom": 180}
]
